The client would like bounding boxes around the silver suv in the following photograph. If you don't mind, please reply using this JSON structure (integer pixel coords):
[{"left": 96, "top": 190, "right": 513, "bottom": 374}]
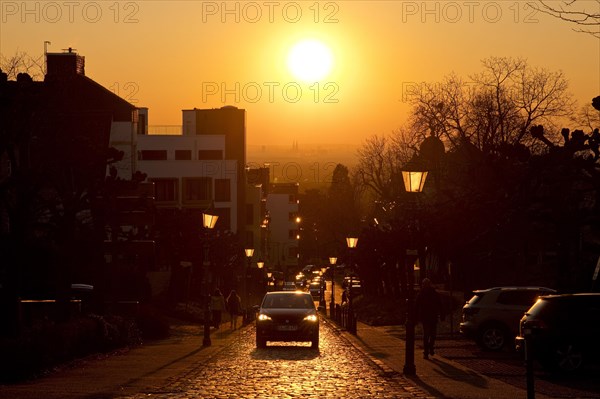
[{"left": 460, "top": 286, "right": 556, "bottom": 351}]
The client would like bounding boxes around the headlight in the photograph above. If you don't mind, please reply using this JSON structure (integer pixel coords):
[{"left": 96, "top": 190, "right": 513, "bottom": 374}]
[
  {"left": 303, "top": 314, "right": 318, "bottom": 322},
  {"left": 257, "top": 314, "right": 272, "bottom": 321}
]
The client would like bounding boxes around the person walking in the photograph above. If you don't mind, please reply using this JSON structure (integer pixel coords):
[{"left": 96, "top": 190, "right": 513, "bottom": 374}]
[
  {"left": 226, "top": 290, "right": 242, "bottom": 330},
  {"left": 415, "top": 278, "right": 444, "bottom": 359},
  {"left": 210, "top": 288, "right": 226, "bottom": 329}
]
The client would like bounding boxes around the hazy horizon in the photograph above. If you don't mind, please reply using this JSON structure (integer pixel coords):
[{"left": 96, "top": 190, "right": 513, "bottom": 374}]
[{"left": 2, "top": 1, "right": 599, "bottom": 145}]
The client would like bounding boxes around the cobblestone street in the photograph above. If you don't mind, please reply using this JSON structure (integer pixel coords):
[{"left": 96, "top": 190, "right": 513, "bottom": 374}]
[{"left": 120, "top": 321, "right": 432, "bottom": 399}]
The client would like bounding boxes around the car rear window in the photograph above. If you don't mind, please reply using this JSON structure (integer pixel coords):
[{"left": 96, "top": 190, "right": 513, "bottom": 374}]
[
  {"left": 497, "top": 290, "right": 545, "bottom": 306},
  {"left": 467, "top": 293, "right": 485, "bottom": 305},
  {"left": 525, "top": 297, "right": 555, "bottom": 317},
  {"left": 262, "top": 293, "right": 314, "bottom": 309}
]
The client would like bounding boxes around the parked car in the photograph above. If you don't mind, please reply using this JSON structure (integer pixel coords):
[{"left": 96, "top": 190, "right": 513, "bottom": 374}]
[
  {"left": 515, "top": 293, "right": 600, "bottom": 372},
  {"left": 344, "top": 282, "right": 362, "bottom": 298},
  {"left": 460, "top": 286, "right": 556, "bottom": 351},
  {"left": 308, "top": 282, "right": 322, "bottom": 299},
  {"left": 255, "top": 291, "right": 319, "bottom": 348},
  {"left": 342, "top": 276, "right": 360, "bottom": 289}
]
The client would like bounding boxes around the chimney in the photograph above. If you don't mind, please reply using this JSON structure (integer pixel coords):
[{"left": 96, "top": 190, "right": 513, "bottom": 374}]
[{"left": 46, "top": 47, "right": 85, "bottom": 77}]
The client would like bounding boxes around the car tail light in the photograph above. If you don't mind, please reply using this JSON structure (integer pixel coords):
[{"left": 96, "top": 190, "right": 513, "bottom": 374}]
[{"left": 522, "top": 319, "right": 547, "bottom": 330}]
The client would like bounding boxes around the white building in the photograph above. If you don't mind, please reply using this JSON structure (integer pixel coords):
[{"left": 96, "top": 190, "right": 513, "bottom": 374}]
[
  {"left": 136, "top": 106, "right": 247, "bottom": 233},
  {"left": 266, "top": 183, "right": 300, "bottom": 279}
]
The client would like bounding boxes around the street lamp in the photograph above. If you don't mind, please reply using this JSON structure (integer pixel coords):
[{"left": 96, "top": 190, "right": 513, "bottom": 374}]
[
  {"left": 329, "top": 256, "right": 337, "bottom": 319},
  {"left": 319, "top": 267, "right": 327, "bottom": 310},
  {"left": 244, "top": 248, "right": 254, "bottom": 323},
  {"left": 266, "top": 271, "right": 273, "bottom": 292},
  {"left": 346, "top": 236, "right": 358, "bottom": 334},
  {"left": 401, "top": 167, "right": 428, "bottom": 375},
  {"left": 256, "top": 259, "right": 265, "bottom": 300},
  {"left": 201, "top": 212, "right": 218, "bottom": 347}
]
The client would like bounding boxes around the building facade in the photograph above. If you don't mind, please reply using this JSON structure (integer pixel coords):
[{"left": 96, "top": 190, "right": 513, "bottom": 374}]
[{"left": 265, "top": 183, "right": 300, "bottom": 280}]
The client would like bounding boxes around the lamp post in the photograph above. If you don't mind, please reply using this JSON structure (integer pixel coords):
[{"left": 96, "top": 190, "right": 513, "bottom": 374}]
[
  {"left": 257, "top": 259, "right": 265, "bottom": 298},
  {"left": 266, "top": 271, "right": 273, "bottom": 292},
  {"left": 319, "top": 267, "right": 327, "bottom": 310},
  {"left": 346, "top": 236, "right": 358, "bottom": 334},
  {"left": 329, "top": 257, "right": 337, "bottom": 319},
  {"left": 201, "top": 212, "right": 218, "bottom": 347},
  {"left": 401, "top": 167, "right": 428, "bottom": 375},
  {"left": 244, "top": 248, "right": 254, "bottom": 323}
]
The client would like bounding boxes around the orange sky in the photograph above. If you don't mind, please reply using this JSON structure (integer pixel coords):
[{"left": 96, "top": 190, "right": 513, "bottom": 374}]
[{"left": 2, "top": 1, "right": 599, "bottom": 145}]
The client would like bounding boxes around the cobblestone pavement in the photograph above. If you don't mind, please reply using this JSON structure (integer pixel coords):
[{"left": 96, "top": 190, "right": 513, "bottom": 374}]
[{"left": 120, "top": 322, "right": 435, "bottom": 399}]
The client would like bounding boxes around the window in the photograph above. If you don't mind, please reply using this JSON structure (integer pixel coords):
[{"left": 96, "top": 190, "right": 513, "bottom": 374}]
[
  {"left": 183, "top": 177, "right": 212, "bottom": 202},
  {"left": 139, "top": 150, "right": 167, "bottom": 160},
  {"left": 151, "top": 178, "right": 178, "bottom": 202},
  {"left": 215, "top": 179, "right": 231, "bottom": 201},
  {"left": 175, "top": 150, "right": 192, "bottom": 160},
  {"left": 497, "top": 290, "right": 544, "bottom": 306},
  {"left": 198, "top": 150, "right": 223, "bottom": 160}
]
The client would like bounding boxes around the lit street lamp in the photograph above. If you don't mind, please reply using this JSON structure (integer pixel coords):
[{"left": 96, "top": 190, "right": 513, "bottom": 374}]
[
  {"left": 244, "top": 248, "right": 254, "bottom": 323},
  {"left": 266, "top": 271, "right": 273, "bottom": 291},
  {"left": 346, "top": 236, "right": 358, "bottom": 334},
  {"left": 401, "top": 167, "right": 428, "bottom": 375},
  {"left": 257, "top": 259, "right": 265, "bottom": 299},
  {"left": 329, "top": 256, "right": 337, "bottom": 319},
  {"left": 201, "top": 212, "right": 218, "bottom": 347}
]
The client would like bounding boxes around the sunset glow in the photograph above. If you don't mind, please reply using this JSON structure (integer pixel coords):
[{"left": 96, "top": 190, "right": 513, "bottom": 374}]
[{"left": 1, "top": 1, "right": 598, "bottom": 146}]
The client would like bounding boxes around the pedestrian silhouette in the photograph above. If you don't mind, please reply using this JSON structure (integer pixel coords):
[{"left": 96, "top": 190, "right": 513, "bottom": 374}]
[
  {"left": 415, "top": 278, "right": 444, "bottom": 359},
  {"left": 210, "top": 288, "right": 226, "bottom": 329},
  {"left": 226, "top": 290, "right": 242, "bottom": 330}
]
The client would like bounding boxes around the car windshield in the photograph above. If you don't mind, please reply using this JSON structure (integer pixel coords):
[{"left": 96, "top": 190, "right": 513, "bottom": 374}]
[{"left": 262, "top": 293, "right": 314, "bottom": 309}]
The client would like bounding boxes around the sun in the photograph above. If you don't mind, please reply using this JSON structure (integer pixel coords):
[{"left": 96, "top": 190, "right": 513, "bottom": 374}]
[{"left": 287, "top": 39, "right": 333, "bottom": 83}]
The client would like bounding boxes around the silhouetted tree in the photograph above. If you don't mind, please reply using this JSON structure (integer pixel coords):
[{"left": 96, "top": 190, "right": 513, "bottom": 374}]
[
  {"left": 534, "top": 1, "right": 600, "bottom": 38},
  {"left": 408, "top": 57, "right": 574, "bottom": 155}
]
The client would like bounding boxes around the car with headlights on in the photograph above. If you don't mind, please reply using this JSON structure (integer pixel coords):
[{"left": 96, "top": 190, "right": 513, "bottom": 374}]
[{"left": 256, "top": 291, "right": 319, "bottom": 348}]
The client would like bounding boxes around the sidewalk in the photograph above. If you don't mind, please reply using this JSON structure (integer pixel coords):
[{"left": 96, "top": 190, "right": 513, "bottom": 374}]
[
  {"left": 336, "top": 320, "right": 555, "bottom": 399},
  {"left": 0, "top": 322, "right": 246, "bottom": 399}
]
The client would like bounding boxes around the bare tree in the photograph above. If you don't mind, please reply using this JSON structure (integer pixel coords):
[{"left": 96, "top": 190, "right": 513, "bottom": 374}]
[
  {"left": 407, "top": 57, "right": 574, "bottom": 155},
  {"left": 534, "top": 0, "right": 600, "bottom": 38},
  {"left": 0, "top": 51, "right": 44, "bottom": 80},
  {"left": 571, "top": 97, "right": 600, "bottom": 132},
  {"left": 354, "top": 135, "right": 399, "bottom": 202},
  {"left": 407, "top": 73, "right": 470, "bottom": 149}
]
